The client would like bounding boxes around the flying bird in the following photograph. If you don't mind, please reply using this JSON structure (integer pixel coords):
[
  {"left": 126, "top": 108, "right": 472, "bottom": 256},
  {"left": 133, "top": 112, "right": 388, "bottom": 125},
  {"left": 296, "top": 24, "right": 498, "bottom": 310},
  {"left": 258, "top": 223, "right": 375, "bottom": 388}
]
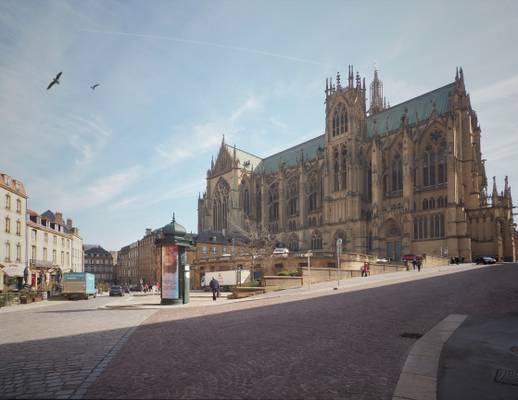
[
  {"left": 90, "top": 83, "right": 100, "bottom": 90},
  {"left": 47, "top": 72, "right": 62, "bottom": 90}
]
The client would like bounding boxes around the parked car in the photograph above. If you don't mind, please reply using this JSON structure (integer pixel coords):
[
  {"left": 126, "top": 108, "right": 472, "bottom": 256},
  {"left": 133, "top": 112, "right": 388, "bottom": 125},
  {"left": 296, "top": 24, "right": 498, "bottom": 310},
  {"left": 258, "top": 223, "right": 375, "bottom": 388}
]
[
  {"left": 272, "top": 248, "right": 289, "bottom": 257},
  {"left": 375, "top": 257, "right": 389, "bottom": 263},
  {"left": 474, "top": 256, "right": 496, "bottom": 265},
  {"left": 109, "top": 285, "right": 124, "bottom": 296}
]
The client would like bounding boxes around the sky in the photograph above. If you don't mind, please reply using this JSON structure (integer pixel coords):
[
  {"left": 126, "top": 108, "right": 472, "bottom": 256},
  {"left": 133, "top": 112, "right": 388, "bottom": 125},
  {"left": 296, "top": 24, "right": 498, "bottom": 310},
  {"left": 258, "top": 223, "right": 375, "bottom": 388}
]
[{"left": 1, "top": 0, "right": 518, "bottom": 250}]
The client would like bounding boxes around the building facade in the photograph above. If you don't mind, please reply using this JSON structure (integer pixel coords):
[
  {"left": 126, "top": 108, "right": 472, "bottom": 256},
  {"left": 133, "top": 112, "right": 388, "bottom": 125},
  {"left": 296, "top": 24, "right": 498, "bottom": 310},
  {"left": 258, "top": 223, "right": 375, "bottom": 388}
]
[
  {"left": 198, "top": 68, "right": 516, "bottom": 262},
  {"left": 84, "top": 245, "right": 114, "bottom": 283},
  {"left": 28, "top": 210, "right": 83, "bottom": 272},
  {"left": 0, "top": 173, "right": 28, "bottom": 290}
]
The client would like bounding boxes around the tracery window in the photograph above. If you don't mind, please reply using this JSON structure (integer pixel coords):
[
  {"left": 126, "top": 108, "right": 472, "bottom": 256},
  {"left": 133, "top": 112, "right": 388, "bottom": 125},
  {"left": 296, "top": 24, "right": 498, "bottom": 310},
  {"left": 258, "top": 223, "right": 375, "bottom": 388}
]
[
  {"left": 268, "top": 183, "right": 279, "bottom": 222},
  {"left": 308, "top": 175, "right": 319, "bottom": 212},
  {"left": 341, "top": 145, "right": 347, "bottom": 190},
  {"left": 212, "top": 179, "right": 230, "bottom": 231},
  {"left": 332, "top": 104, "right": 348, "bottom": 137},
  {"left": 333, "top": 147, "right": 339, "bottom": 192},
  {"left": 255, "top": 184, "right": 262, "bottom": 221},
  {"left": 391, "top": 153, "right": 403, "bottom": 192},
  {"left": 437, "top": 144, "right": 447, "bottom": 184},
  {"left": 241, "top": 180, "right": 250, "bottom": 216},
  {"left": 311, "top": 231, "right": 322, "bottom": 250},
  {"left": 287, "top": 180, "right": 298, "bottom": 217},
  {"left": 422, "top": 133, "right": 447, "bottom": 187},
  {"left": 288, "top": 235, "right": 299, "bottom": 251}
]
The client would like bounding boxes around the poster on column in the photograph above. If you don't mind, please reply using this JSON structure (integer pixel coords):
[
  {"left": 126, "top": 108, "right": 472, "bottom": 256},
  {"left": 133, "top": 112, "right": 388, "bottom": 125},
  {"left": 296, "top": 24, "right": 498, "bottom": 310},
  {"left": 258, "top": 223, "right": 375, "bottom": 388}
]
[{"left": 162, "top": 244, "right": 179, "bottom": 299}]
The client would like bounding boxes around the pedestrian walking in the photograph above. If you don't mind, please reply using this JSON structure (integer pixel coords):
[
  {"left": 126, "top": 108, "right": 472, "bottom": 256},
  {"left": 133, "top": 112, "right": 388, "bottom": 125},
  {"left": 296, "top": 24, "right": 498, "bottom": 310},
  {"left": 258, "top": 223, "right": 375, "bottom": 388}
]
[
  {"left": 417, "top": 259, "right": 422, "bottom": 272},
  {"left": 412, "top": 258, "right": 417, "bottom": 270},
  {"left": 365, "top": 261, "right": 370, "bottom": 276},
  {"left": 209, "top": 277, "right": 220, "bottom": 301}
]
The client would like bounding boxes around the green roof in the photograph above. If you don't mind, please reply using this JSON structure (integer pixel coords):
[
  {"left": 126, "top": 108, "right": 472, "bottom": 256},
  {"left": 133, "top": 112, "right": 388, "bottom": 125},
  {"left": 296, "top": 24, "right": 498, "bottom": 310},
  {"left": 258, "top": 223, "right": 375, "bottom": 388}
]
[
  {"left": 227, "top": 81, "right": 456, "bottom": 174},
  {"left": 224, "top": 144, "right": 262, "bottom": 171},
  {"left": 257, "top": 135, "right": 325, "bottom": 174},
  {"left": 366, "top": 82, "right": 455, "bottom": 137}
]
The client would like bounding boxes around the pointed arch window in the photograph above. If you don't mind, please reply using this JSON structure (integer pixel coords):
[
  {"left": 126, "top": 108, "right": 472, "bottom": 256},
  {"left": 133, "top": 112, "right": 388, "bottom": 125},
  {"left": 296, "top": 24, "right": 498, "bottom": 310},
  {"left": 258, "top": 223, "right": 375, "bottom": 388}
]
[
  {"left": 311, "top": 231, "right": 322, "bottom": 250},
  {"left": 341, "top": 145, "right": 347, "bottom": 190},
  {"left": 333, "top": 147, "right": 339, "bottom": 192},
  {"left": 212, "top": 179, "right": 230, "bottom": 231},
  {"left": 287, "top": 179, "right": 298, "bottom": 217},
  {"left": 256, "top": 184, "right": 262, "bottom": 221},
  {"left": 288, "top": 234, "right": 299, "bottom": 251},
  {"left": 308, "top": 175, "right": 318, "bottom": 212},
  {"left": 268, "top": 183, "right": 279, "bottom": 222},
  {"left": 437, "top": 144, "right": 447, "bottom": 184},
  {"left": 332, "top": 104, "right": 348, "bottom": 137},
  {"left": 391, "top": 153, "right": 403, "bottom": 192}
]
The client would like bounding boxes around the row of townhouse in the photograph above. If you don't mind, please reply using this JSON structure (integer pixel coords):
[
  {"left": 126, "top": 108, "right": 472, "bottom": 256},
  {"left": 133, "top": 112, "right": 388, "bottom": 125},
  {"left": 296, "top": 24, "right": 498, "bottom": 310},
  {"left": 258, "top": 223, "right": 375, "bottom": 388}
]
[{"left": 0, "top": 171, "right": 83, "bottom": 293}]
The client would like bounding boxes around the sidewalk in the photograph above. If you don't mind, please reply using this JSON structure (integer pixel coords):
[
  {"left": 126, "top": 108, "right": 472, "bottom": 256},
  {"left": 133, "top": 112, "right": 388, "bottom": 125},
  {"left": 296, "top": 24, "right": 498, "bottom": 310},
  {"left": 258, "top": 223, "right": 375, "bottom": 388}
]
[
  {"left": 391, "top": 263, "right": 518, "bottom": 400},
  {"left": 438, "top": 313, "right": 518, "bottom": 400},
  {"left": 104, "top": 262, "right": 487, "bottom": 310}
]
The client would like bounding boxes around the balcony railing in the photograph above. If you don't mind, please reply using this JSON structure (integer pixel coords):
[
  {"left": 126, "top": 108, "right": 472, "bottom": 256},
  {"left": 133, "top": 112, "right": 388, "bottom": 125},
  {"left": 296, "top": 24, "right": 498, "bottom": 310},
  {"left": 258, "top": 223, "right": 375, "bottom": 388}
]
[{"left": 30, "top": 259, "right": 56, "bottom": 268}]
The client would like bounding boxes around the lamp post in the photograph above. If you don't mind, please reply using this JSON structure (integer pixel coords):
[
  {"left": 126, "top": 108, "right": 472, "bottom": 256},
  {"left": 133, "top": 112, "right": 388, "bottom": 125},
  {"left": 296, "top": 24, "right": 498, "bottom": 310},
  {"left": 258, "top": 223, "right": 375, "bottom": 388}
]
[
  {"left": 304, "top": 251, "right": 313, "bottom": 289},
  {"left": 336, "top": 238, "right": 342, "bottom": 288}
]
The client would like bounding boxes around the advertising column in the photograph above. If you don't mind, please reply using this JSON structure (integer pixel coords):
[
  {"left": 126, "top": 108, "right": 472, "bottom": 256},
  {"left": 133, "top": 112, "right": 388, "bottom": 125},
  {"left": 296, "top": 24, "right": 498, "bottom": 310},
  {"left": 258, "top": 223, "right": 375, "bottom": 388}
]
[{"left": 161, "top": 244, "right": 179, "bottom": 304}]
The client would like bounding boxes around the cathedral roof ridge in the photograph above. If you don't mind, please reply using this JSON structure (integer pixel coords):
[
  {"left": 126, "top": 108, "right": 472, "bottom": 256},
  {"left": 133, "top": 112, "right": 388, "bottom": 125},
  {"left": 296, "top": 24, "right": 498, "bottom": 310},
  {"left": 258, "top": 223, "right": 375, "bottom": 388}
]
[
  {"left": 223, "top": 143, "right": 262, "bottom": 160},
  {"left": 258, "top": 134, "right": 325, "bottom": 174},
  {"left": 261, "top": 134, "right": 325, "bottom": 160},
  {"left": 378, "top": 81, "right": 455, "bottom": 113},
  {"left": 366, "top": 81, "right": 456, "bottom": 137}
]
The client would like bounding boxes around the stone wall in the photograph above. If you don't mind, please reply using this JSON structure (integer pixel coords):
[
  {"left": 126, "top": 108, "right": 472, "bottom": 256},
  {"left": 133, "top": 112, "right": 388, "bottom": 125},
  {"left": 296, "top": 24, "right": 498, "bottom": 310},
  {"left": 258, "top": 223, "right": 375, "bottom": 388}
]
[{"left": 263, "top": 276, "right": 303, "bottom": 292}]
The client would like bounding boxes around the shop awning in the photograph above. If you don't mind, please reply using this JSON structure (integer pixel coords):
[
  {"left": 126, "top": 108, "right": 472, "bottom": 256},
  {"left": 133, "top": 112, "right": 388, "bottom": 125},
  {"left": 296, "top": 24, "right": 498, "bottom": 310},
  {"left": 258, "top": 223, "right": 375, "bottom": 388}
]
[{"left": 2, "top": 264, "right": 25, "bottom": 277}]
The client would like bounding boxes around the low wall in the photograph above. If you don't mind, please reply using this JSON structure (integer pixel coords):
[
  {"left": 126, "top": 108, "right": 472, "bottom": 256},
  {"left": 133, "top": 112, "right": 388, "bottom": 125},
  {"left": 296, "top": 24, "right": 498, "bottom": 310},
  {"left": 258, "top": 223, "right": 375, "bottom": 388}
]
[
  {"left": 423, "top": 255, "right": 449, "bottom": 267},
  {"left": 230, "top": 287, "right": 266, "bottom": 299},
  {"left": 263, "top": 276, "right": 303, "bottom": 292}
]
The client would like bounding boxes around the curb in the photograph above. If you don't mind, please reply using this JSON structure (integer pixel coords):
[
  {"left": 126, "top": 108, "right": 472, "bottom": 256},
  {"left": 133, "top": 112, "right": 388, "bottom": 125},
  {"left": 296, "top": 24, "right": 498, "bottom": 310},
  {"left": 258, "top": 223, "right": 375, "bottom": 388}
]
[{"left": 392, "top": 314, "right": 467, "bottom": 400}]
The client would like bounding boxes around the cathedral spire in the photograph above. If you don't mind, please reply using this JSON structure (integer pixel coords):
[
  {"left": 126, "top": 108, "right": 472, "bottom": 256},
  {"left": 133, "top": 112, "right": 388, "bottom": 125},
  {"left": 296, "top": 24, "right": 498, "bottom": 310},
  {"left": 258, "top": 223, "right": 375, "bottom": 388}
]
[
  {"left": 336, "top": 71, "right": 341, "bottom": 89},
  {"left": 369, "top": 67, "right": 384, "bottom": 115},
  {"left": 348, "top": 65, "right": 354, "bottom": 88}
]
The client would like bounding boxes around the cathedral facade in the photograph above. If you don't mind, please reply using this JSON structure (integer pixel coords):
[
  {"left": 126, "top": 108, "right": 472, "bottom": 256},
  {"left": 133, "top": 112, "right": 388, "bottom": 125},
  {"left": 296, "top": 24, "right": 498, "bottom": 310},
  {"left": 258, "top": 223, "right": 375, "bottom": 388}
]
[{"left": 198, "top": 67, "right": 516, "bottom": 261}]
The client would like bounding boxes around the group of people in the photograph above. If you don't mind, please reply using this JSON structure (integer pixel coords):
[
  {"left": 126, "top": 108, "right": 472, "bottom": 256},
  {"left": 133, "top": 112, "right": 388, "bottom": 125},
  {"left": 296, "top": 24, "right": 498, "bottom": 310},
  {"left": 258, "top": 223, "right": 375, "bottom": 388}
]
[
  {"left": 404, "top": 258, "right": 423, "bottom": 271},
  {"left": 450, "top": 256, "right": 465, "bottom": 265}
]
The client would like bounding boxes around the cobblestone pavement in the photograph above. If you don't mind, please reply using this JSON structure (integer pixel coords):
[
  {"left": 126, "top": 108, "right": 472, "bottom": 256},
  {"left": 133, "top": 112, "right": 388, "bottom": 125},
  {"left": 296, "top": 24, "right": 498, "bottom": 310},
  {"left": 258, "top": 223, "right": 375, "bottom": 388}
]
[
  {"left": 85, "top": 264, "right": 518, "bottom": 399},
  {"left": 0, "top": 296, "right": 157, "bottom": 399}
]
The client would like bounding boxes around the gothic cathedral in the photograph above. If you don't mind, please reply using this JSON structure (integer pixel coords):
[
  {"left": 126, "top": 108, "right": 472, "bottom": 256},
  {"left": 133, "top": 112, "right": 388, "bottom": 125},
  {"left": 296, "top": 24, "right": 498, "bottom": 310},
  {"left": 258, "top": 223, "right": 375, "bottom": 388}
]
[{"left": 198, "top": 67, "right": 516, "bottom": 261}]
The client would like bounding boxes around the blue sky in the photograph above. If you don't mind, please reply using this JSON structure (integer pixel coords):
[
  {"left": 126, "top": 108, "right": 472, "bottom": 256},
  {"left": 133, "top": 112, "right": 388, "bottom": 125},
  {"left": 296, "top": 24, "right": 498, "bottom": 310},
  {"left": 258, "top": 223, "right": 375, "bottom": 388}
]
[{"left": 1, "top": 0, "right": 518, "bottom": 250}]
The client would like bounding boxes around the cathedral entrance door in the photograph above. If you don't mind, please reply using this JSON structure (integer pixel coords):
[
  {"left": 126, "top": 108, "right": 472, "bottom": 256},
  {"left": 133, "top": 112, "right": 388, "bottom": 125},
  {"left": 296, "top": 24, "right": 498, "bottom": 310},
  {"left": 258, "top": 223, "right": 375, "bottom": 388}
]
[{"left": 386, "top": 241, "right": 401, "bottom": 261}]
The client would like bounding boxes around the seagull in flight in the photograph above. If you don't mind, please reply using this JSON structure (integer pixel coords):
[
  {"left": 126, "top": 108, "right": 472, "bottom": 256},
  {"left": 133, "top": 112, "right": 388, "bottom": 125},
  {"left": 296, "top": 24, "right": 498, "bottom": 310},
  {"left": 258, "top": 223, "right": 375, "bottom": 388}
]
[
  {"left": 90, "top": 83, "right": 100, "bottom": 90},
  {"left": 47, "top": 72, "right": 62, "bottom": 90}
]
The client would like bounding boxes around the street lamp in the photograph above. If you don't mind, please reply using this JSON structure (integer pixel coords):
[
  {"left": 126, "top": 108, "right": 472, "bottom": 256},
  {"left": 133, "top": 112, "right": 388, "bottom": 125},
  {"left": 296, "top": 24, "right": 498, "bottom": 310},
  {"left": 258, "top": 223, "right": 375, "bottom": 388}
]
[{"left": 336, "top": 238, "right": 342, "bottom": 288}]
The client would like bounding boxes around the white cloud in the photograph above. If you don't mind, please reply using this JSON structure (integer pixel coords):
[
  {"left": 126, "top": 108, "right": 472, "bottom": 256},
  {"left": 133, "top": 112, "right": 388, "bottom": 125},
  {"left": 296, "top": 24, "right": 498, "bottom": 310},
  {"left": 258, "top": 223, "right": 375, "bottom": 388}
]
[
  {"left": 155, "top": 95, "right": 263, "bottom": 167},
  {"left": 471, "top": 74, "right": 518, "bottom": 105}
]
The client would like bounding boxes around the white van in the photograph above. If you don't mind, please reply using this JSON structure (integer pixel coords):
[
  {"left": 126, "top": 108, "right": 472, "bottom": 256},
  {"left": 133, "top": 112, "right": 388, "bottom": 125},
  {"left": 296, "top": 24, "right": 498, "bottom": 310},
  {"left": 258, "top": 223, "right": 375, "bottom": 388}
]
[{"left": 272, "top": 248, "right": 289, "bottom": 257}]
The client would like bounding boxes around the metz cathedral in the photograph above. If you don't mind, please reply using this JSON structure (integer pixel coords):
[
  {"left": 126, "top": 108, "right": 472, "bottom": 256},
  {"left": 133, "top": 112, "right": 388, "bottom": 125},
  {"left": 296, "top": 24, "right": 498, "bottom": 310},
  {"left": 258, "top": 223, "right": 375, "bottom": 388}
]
[{"left": 198, "top": 67, "right": 516, "bottom": 261}]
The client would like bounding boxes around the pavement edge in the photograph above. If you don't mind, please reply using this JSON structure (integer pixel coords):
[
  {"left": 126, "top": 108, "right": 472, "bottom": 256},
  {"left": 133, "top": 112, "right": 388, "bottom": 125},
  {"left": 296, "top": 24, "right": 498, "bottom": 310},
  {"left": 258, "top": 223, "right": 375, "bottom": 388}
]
[{"left": 392, "top": 314, "right": 467, "bottom": 400}]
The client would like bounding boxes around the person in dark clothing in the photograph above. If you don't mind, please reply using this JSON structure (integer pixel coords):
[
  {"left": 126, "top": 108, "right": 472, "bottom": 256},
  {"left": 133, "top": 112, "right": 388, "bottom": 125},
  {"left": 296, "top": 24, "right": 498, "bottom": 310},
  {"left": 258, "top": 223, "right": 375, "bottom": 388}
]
[{"left": 209, "top": 277, "right": 220, "bottom": 301}]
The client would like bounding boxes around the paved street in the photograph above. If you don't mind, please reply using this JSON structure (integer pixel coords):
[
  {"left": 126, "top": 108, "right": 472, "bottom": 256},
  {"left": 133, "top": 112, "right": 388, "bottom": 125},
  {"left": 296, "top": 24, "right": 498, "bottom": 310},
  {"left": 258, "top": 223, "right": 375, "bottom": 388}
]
[
  {"left": 0, "top": 295, "right": 157, "bottom": 399},
  {"left": 84, "top": 264, "right": 518, "bottom": 399}
]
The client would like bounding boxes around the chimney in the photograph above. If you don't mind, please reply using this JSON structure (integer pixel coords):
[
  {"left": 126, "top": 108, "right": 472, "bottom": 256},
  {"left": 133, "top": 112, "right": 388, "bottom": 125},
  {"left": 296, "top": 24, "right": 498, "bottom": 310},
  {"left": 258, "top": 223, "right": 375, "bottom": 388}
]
[
  {"left": 55, "top": 212, "right": 63, "bottom": 225},
  {"left": 66, "top": 218, "right": 73, "bottom": 229},
  {"left": 145, "top": 228, "right": 152, "bottom": 236}
]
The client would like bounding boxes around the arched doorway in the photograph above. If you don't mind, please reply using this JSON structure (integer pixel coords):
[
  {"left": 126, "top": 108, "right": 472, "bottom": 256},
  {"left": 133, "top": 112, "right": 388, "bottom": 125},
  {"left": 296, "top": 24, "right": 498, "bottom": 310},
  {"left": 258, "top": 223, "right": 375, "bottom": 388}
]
[{"left": 380, "top": 219, "right": 402, "bottom": 261}]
